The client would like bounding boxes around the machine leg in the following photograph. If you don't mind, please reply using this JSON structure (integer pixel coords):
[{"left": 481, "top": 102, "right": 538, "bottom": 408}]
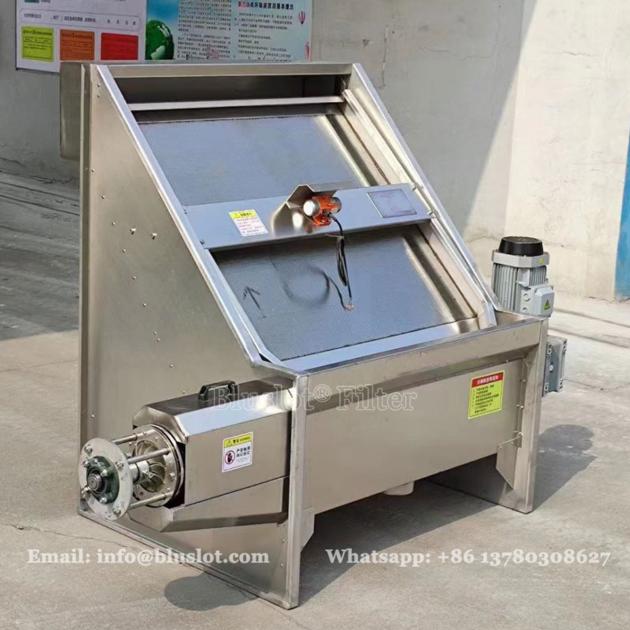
[{"left": 279, "top": 375, "right": 310, "bottom": 608}]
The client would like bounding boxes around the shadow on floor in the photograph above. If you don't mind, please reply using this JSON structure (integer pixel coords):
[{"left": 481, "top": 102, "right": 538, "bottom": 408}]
[
  {"left": 299, "top": 481, "right": 489, "bottom": 603},
  {"left": 535, "top": 423, "right": 596, "bottom": 507},
  {"left": 164, "top": 571, "right": 250, "bottom": 611}
]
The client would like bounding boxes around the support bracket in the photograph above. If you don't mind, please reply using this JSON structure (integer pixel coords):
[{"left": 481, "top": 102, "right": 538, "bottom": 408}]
[{"left": 496, "top": 431, "right": 523, "bottom": 488}]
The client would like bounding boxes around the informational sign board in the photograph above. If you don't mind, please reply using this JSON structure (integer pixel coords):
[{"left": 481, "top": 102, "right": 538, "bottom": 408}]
[
  {"left": 16, "top": 0, "right": 312, "bottom": 72},
  {"left": 146, "top": 0, "right": 312, "bottom": 62},
  {"left": 16, "top": 0, "right": 146, "bottom": 71}
]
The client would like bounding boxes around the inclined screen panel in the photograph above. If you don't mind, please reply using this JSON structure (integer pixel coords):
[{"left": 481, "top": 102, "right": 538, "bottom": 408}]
[
  {"left": 140, "top": 115, "right": 364, "bottom": 206},
  {"left": 216, "top": 229, "right": 459, "bottom": 360}
]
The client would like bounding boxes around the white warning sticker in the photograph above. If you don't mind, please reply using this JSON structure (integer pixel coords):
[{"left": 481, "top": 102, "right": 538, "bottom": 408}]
[
  {"left": 222, "top": 432, "right": 253, "bottom": 472},
  {"left": 229, "top": 210, "right": 268, "bottom": 237}
]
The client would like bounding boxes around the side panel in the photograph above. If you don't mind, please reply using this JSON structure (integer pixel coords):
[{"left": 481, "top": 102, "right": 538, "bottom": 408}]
[
  {"left": 80, "top": 66, "right": 306, "bottom": 608},
  {"left": 431, "top": 318, "right": 548, "bottom": 512},
  {"left": 305, "top": 316, "right": 547, "bottom": 514},
  {"left": 81, "top": 66, "right": 270, "bottom": 444},
  {"left": 305, "top": 360, "right": 524, "bottom": 514}
]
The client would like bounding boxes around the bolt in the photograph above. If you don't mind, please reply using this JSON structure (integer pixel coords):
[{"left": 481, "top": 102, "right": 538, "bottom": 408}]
[
  {"left": 113, "top": 507, "right": 122, "bottom": 517},
  {"left": 116, "top": 461, "right": 125, "bottom": 471},
  {"left": 85, "top": 445, "right": 93, "bottom": 455},
  {"left": 81, "top": 459, "right": 90, "bottom": 468},
  {"left": 169, "top": 472, "right": 176, "bottom": 479},
  {"left": 100, "top": 469, "right": 110, "bottom": 478},
  {"left": 99, "top": 497, "right": 108, "bottom": 504}
]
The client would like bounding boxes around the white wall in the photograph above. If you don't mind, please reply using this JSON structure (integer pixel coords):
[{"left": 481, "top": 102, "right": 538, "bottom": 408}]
[
  {"left": 313, "top": 0, "right": 525, "bottom": 265},
  {"left": 505, "top": 0, "right": 630, "bottom": 299}
]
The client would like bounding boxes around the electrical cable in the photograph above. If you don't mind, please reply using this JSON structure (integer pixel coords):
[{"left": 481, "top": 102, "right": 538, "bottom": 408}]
[{"left": 326, "top": 214, "right": 354, "bottom": 310}]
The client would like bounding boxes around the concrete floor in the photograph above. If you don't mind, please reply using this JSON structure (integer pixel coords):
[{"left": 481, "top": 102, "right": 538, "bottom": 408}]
[{"left": 1, "top": 172, "right": 629, "bottom": 629}]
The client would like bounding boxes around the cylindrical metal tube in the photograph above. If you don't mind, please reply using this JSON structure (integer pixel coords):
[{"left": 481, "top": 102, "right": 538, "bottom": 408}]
[
  {"left": 112, "top": 432, "right": 147, "bottom": 445},
  {"left": 126, "top": 447, "right": 170, "bottom": 465},
  {"left": 129, "top": 492, "right": 171, "bottom": 510}
]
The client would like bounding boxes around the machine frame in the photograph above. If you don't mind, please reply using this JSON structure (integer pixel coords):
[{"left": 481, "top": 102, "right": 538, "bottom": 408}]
[{"left": 67, "top": 62, "right": 548, "bottom": 608}]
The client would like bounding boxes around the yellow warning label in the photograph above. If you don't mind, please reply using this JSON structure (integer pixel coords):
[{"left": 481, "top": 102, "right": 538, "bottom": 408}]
[
  {"left": 229, "top": 210, "right": 257, "bottom": 220},
  {"left": 468, "top": 371, "right": 505, "bottom": 419},
  {"left": 223, "top": 433, "right": 252, "bottom": 448},
  {"left": 229, "top": 209, "right": 268, "bottom": 237},
  {"left": 22, "top": 26, "right": 54, "bottom": 62},
  {"left": 222, "top": 432, "right": 253, "bottom": 472}
]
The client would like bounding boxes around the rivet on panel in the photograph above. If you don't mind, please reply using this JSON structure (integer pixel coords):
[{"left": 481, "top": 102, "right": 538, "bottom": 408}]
[
  {"left": 151, "top": 232, "right": 158, "bottom": 240},
  {"left": 169, "top": 363, "right": 175, "bottom": 368},
  {"left": 130, "top": 227, "right": 137, "bottom": 235},
  {"left": 122, "top": 248, "right": 127, "bottom": 254}
]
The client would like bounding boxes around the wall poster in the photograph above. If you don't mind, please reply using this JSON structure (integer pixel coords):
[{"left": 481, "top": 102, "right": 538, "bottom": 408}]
[{"left": 16, "top": 0, "right": 313, "bottom": 72}]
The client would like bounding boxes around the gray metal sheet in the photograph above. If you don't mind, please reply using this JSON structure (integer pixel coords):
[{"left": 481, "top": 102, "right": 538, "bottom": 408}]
[
  {"left": 215, "top": 228, "right": 460, "bottom": 360},
  {"left": 140, "top": 114, "right": 365, "bottom": 206},
  {"left": 186, "top": 184, "right": 431, "bottom": 250}
]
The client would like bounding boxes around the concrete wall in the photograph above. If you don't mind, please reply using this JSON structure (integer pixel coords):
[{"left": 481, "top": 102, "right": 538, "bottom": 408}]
[
  {"left": 504, "top": 0, "right": 630, "bottom": 299},
  {"left": 0, "top": 2, "right": 76, "bottom": 181},
  {"left": 314, "top": 0, "right": 630, "bottom": 299},
  {"left": 313, "top": 0, "right": 526, "bottom": 271}
]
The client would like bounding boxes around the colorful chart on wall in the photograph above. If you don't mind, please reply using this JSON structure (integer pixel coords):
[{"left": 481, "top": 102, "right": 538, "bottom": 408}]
[
  {"left": 16, "top": 0, "right": 146, "bottom": 71},
  {"left": 16, "top": 0, "right": 312, "bottom": 72}
]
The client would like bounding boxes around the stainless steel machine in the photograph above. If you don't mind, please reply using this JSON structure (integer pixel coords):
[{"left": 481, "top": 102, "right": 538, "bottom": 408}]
[{"left": 64, "top": 62, "right": 551, "bottom": 608}]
